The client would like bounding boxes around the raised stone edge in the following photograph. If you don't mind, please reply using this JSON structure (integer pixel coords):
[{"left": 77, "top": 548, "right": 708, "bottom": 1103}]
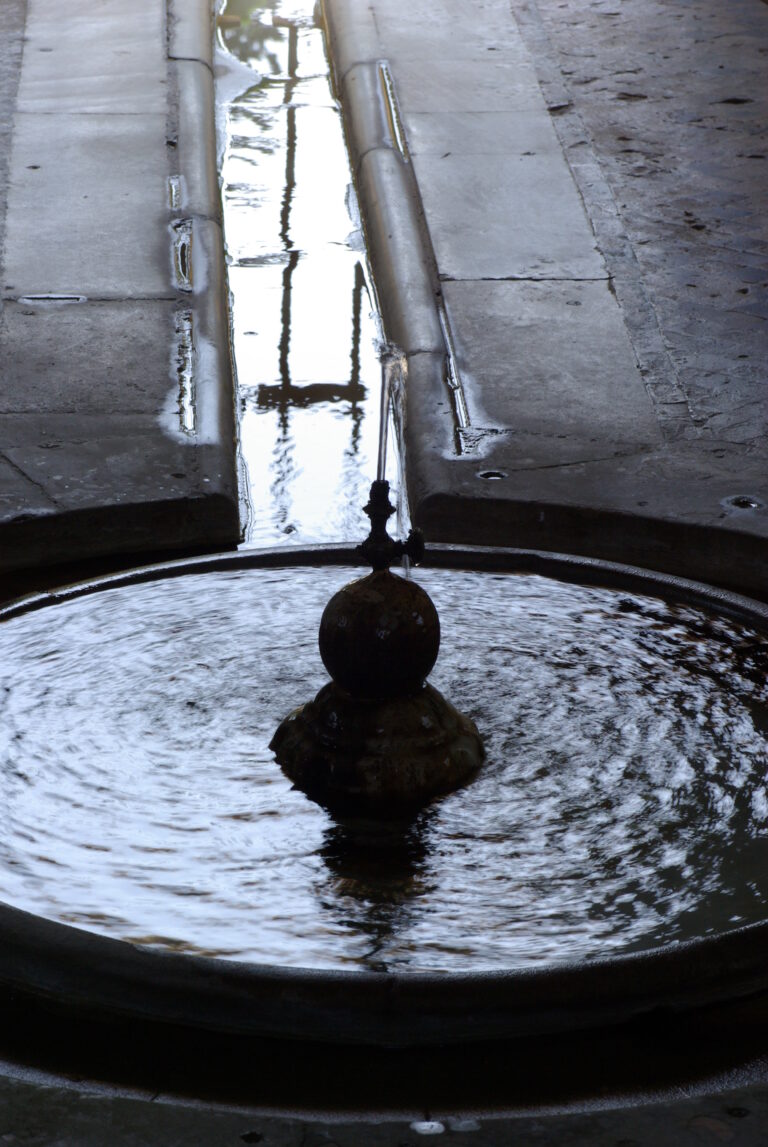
[
  {"left": 322, "top": 0, "right": 454, "bottom": 418},
  {"left": 168, "top": 0, "right": 214, "bottom": 70},
  {"left": 321, "top": 0, "right": 382, "bottom": 85},
  {"left": 172, "top": 58, "right": 222, "bottom": 224}
]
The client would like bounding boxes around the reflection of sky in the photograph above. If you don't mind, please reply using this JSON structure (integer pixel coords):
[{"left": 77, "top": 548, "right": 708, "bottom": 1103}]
[{"left": 218, "top": 1, "right": 395, "bottom": 545}]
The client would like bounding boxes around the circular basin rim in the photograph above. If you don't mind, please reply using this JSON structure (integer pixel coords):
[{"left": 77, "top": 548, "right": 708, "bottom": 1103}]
[{"left": 1, "top": 542, "right": 767, "bottom": 1046}]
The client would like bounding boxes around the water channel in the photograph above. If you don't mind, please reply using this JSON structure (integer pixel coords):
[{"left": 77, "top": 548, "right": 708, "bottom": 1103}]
[{"left": 215, "top": 0, "right": 397, "bottom": 547}]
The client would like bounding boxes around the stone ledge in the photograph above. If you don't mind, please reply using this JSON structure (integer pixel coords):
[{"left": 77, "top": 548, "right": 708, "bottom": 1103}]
[{"left": 0, "top": 0, "right": 239, "bottom": 576}]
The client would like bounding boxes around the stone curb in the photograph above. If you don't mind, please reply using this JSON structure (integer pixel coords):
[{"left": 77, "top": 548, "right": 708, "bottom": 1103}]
[
  {"left": 166, "top": 0, "right": 237, "bottom": 538},
  {"left": 165, "top": 0, "right": 237, "bottom": 513},
  {"left": 322, "top": 0, "right": 382, "bottom": 84},
  {"left": 322, "top": 0, "right": 447, "bottom": 363},
  {"left": 168, "top": 0, "right": 214, "bottom": 70},
  {"left": 174, "top": 58, "right": 222, "bottom": 224}
]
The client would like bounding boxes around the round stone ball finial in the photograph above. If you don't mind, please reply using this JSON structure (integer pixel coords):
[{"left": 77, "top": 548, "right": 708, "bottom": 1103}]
[
  {"left": 318, "top": 569, "right": 440, "bottom": 699},
  {"left": 270, "top": 478, "right": 484, "bottom": 818}
]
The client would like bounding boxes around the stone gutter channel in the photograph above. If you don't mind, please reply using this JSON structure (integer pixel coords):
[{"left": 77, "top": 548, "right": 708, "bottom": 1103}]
[{"left": 0, "top": 0, "right": 766, "bottom": 601}]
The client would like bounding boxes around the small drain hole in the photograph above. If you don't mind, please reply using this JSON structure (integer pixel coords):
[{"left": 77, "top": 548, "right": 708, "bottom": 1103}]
[
  {"left": 724, "top": 494, "right": 764, "bottom": 511},
  {"left": 478, "top": 470, "right": 507, "bottom": 481}
]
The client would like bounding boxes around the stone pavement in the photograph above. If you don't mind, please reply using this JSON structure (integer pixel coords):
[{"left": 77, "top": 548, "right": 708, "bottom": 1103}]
[
  {"left": 2, "top": 1058, "right": 768, "bottom": 1147},
  {"left": 324, "top": 0, "right": 768, "bottom": 599},
  {"left": 0, "top": 0, "right": 239, "bottom": 581}
]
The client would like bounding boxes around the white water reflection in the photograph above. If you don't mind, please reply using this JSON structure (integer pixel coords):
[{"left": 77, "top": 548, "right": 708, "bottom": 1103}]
[{"left": 217, "top": 1, "right": 391, "bottom": 545}]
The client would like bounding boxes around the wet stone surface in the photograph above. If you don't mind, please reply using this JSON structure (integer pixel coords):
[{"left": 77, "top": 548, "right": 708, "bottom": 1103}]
[
  {"left": 0, "top": 0, "right": 239, "bottom": 574},
  {"left": 517, "top": 0, "right": 768, "bottom": 447}
]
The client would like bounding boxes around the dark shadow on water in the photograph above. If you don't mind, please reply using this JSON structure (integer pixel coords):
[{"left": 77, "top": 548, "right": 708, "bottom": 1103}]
[{"left": 319, "top": 812, "right": 433, "bottom": 971}]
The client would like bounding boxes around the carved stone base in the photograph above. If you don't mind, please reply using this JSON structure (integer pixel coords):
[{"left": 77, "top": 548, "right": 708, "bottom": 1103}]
[{"left": 270, "top": 682, "right": 484, "bottom": 818}]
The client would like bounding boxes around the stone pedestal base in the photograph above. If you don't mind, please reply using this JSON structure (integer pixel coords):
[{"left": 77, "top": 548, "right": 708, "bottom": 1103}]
[{"left": 270, "top": 682, "right": 483, "bottom": 818}]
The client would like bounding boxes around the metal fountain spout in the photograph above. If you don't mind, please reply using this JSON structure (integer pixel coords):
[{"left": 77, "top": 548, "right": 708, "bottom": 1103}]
[
  {"left": 270, "top": 480, "right": 484, "bottom": 819},
  {"left": 357, "top": 479, "right": 424, "bottom": 571}
]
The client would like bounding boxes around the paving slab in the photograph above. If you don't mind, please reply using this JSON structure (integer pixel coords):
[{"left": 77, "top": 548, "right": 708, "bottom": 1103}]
[
  {"left": 324, "top": 0, "right": 768, "bottom": 599},
  {"left": 443, "top": 278, "right": 656, "bottom": 436},
  {"left": 0, "top": 0, "right": 238, "bottom": 579},
  {"left": 413, "top": 144, "right": 605, "bottom": 280},
  {"left": 15, "top": 0, "right": 166, "bottom": 114},
  {"left": 4, "top": 111, "right": 171, "bottom": 297},
  {"left": 0, "top": 300, "right": 177, "bottom": 414}
]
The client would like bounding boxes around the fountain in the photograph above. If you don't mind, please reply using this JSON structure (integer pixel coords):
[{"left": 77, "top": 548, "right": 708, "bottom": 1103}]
[
  {"left": 1, "top": 500, "right": 768, "bottom": 1105},
  {"left": 271, "top": 478, "right": 484, "bottom": 817},
  {"left": 0, "top": 0, "right": 766, "bottom": 1115}
]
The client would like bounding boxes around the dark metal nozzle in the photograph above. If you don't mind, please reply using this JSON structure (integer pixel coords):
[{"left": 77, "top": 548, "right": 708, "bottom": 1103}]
[{"left": 357, "top": 480, "right": 424, "bottom": 571}]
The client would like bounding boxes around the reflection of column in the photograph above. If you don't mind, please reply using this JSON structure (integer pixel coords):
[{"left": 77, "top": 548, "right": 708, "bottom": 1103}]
[
  {"left": 319, "top": 815, "right": 431, "bottom": 972},
  {"left": 278, "top": 22, "right": 299, "bottom": 404},
  {"left": 346, "top": 261, "right": 366, "bottom": 459},
  {"left": 271, "top": 21, "right": 300, "bottom": 532},
  {"left": 278, "top": 252, "right": 299, "bottom": 414},
  {"left": 286, "top": 16, "right": 298, "bottom": 79}
]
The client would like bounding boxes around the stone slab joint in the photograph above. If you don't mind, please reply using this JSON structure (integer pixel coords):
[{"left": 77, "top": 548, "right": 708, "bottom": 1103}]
[{"left": 167, "top": 0, "right": 214, "bottom": 71}]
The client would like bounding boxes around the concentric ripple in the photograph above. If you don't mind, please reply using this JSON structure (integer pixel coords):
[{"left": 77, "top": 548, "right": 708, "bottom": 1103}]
[{"left": 0, "top": 566, "right": 767, "bottom": 971}]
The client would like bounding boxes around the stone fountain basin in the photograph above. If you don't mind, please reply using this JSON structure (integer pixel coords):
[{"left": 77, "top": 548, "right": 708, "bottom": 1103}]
[{"left": 0, "top": 545, "right": 767, "bottom": 1105}]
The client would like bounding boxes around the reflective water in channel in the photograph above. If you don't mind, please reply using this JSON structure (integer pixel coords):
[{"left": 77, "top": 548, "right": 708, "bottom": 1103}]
[
  {"left": 2, "top": 567, "right": 767, "bottom": 971},
  {"left": 216, "top": 0, "right": 389, "bottom": 545}
]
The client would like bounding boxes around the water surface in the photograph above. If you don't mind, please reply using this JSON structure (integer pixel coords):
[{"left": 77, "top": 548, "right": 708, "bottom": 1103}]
[
  {"left": 216, "top": 1, "right": 390, "bottom": 545},
  {"left": 1, "top": 566, "right": 766, "bottom": 971}
]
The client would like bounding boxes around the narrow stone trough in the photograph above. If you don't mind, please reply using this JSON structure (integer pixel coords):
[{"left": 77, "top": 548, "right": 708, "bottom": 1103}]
[{"left": 215, "top": 0, "right": 393, "bottom": 547}]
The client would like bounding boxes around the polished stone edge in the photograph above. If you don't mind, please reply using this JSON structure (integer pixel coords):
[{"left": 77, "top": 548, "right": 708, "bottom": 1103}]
[
  {"left": 322, "top": 0, "right": 383, "bottom": 85},
  {"left": 321, "top": 6, "right": 450, "bottom": 350},
  {"left": 166, "top": 0, "right": 238, "bottom": 548},
  {"left": 164, "top": 0, "right": 238, "bottom": 533},
  {"left": 173, "top": 58, "right": 222, "bottom": 223},
  {"left": 168, "top": 0, "right": 214, "bottom": 69}
]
